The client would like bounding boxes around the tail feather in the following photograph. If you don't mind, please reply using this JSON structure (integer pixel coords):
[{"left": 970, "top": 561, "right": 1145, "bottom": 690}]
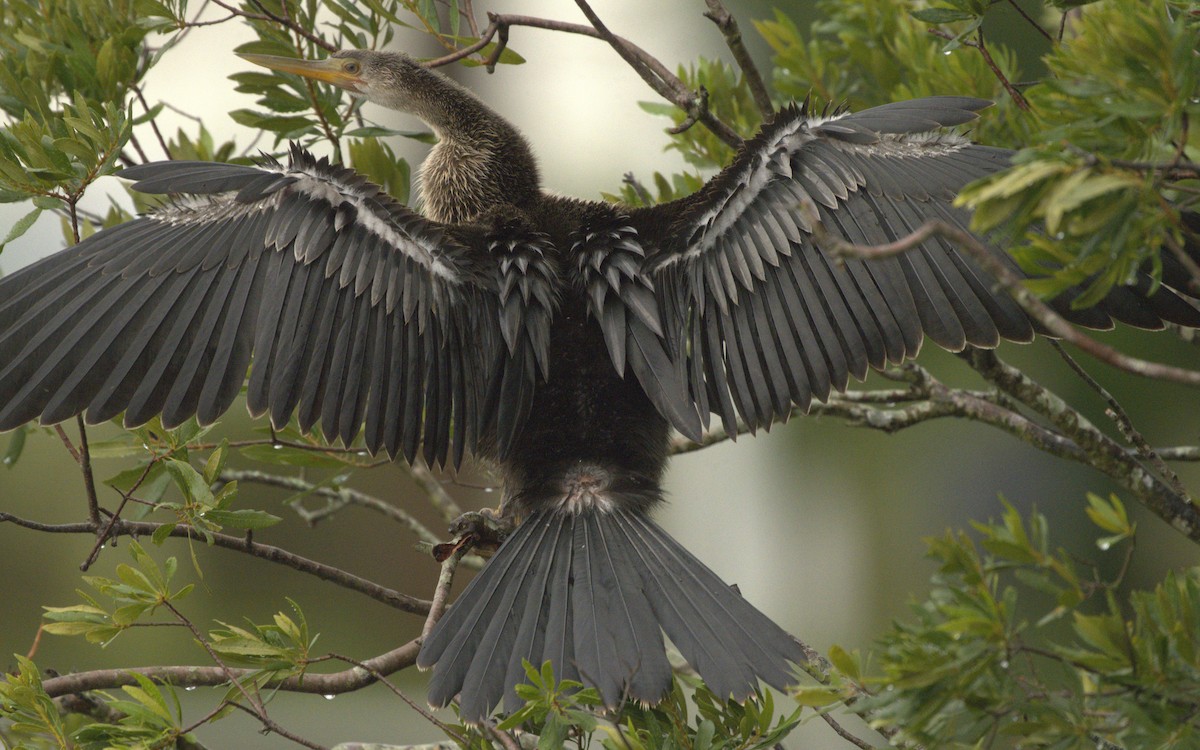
[
  {"left": 456, "top": 519, "right": 559, "bottom": 720},
  {"left": 421, "top": 516, "right": 547, "bottom": 708},
  {"left": 607, "top": 512, "right": 758, "bottom": 701},
  {"left": 501, "top": 517, "right": 568, "bottom": 713},
  {"left": 537, "top": 517, "right": 580, "bottom": 688},
  {"left": 617, "top": 510, "right": 803, "bottom": 698},
  {"left": 572, "top": 515, "right": 627, "bottom": 705},
  {"left": 588, "top": 513, "right": 673, "bottom": 705},
  {"left": 418, "top": 504, "right": 803, "bottom": 722}
]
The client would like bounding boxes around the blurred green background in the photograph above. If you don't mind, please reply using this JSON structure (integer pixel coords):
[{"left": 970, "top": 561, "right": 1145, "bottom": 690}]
[{"left": 1, "top": 1, "right": 1197, "bottom": 747}]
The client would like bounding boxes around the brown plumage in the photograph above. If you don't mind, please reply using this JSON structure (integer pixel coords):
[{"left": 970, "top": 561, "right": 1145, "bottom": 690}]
[{"left": 1, "top": 49, "right": 1198, "bottom": 720}]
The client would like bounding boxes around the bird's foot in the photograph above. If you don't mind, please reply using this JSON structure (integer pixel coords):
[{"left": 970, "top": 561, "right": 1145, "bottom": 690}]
[{"left": 431, "top": 508, "right": 513, "bottom": 562}]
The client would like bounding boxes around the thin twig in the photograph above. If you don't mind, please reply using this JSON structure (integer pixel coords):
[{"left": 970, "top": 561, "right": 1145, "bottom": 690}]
[
  {"left": 39, "top": 639, "right": 421, "bottom": 697},
  {"left": 210, "top": 0, "right": 334, "bottom": 51},
  {"left": 325, "top": 653, "right": 467, "bottom": 744},
  {"left": 817, "top": 710, "right": 874, "bottom": 750},
  {"left": 164, "top": 599, "right": 268, "bottom": 717},
  {"left": 964, "top": 349, "right": 1200, "bottom": 541},
  {"left": 220, "top": 469, "right": 443, "bottom": 545},
  {"left": 74, "top": 416, "right": 101, "bottom": 528},
  {"left": 0, "top": 514, "right": 432, "bottom": 614},
  {"left": 571, "top": 0, "right": 744, "bottom": 148},
  {"left": 1005, "top": 0, "right": 1055, "bottom": 43},
  {"left": 485, "top": 725, "right": 523, "bottom": 750},
  {"left": 82, "top": 458, "right": 161, "bottom": 571},
  {"left": 422, "top": 543, "right": 468, "bottom": 640},
  {"left": 407, "top": 463, "right": 465, "bottom": 523},
  {"left": 130, "top": 82, "right": 172, "bottom": 158},
  {"left": 53, "top": 425, "right": 81, "bottom": 464},
  {"left": 702, "top": 0, "right": 773, "bottom": 118},
  {"left": 1163, "top": 231, "right": 1200, "bottom": 295},
  {"left": 1048, "top": 340, "right": 1188, "bottom": 499},
  {"left": 225, "top": 702, "right": 329, "bottom": 750},
  {"left": 928, "top": 27, "right": 1030, "bottom": 111}
]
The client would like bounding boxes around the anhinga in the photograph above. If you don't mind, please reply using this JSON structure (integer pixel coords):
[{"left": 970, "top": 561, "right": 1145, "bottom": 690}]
[{"left": 1, "top": 50, "right": 1198, "bottom": 721}]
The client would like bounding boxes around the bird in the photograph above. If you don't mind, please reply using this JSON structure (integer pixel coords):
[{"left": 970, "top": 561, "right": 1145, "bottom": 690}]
[{"left": 1, "top": 48, "right": 1198, "bottom": 722}]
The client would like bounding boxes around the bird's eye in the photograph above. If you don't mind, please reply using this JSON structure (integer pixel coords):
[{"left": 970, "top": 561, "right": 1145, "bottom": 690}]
[{"left": 344, "top": 60, "right": 361, "bottom": 74}]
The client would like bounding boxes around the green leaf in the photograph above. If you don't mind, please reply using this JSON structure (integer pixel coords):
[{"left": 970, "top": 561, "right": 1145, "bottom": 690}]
[
  {"left": 909, "top": 7, "right": 976, "bottom": 23},
  {"left": 163, "top": 457, "right": 215, "bottom": 505},
  {"left": 828, "top": 643, "right": 861, "bottom": 681},
  {"left": 201, "top": 508, "right": 283, "bottom": 530},
  {"left": 3, "top": 424, "right": 28, "bottom": 467},
  {"left": 204, "top": 439, "right": 229, "bottom": 485},
  {"left": 0, "top": 205, "right": 42, "bottom": 249},
  {"left": 1085, "top": 493, "right": 1133, "bottom": 537},
  {"left": 151, "top": 522, "right": 177, "bottom": 546},
  {"left": 238, "top": 443, "right": 354, "bottom": 468}
]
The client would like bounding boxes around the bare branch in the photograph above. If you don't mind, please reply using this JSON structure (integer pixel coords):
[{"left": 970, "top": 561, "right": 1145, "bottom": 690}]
[
  {"left": 422, "top": 543, "right": 468, "bottom": 641},
  {"left": 220, "top": 469, "right": 442, "bottom": 546},
  {"left": 818, "top": 710, "right": 875, "bottom": 750},
  {"left": 324, "top": 653, "right": 467, "bottom": 744},
  {"left": 671, "top": 352, "right": 1200, "bottom": 542},
  {"left": 209, "top": 0, "right": 334, "bottom": 51},
  {"left": 672, "top": 364, "right": 1087, "bottom": 466},
  {"left": 570, "top": 0, "right": 744, "bottom": 149},
  {"left": 1049, "top": 341, "right": 1188, "bottom": 498},
  {"left": 1005, "top": 0, "right": 1055, "bottom": 43},
  {"left": 927, "top": 27, "right": 1030, "bottom": 111},
  {"left": 39, "top": 640, "right": 421, "bottom": 698},
  {"left": 964, "top": 348, "right": 1200, "bottom": 541},
  {"left": 0, "top": 514, "right": 432, "bottom": 614},
  {"left": 406, "top": 463, "right": 465, "bottom": 524},
  {"left": 702, "top": 0, "right": 773, "bottom": 118}
]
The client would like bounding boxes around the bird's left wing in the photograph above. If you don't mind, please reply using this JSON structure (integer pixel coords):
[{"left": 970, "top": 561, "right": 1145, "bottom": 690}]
[
  {"left": 632, "top": 97, "right": 1200, "bottom": 436},
  {"left": 0, "top": 146, "right": 516, "bottom": 468}
]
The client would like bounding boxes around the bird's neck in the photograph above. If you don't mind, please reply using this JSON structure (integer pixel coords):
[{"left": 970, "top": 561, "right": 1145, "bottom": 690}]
[{"left": 407, "top": 69, "right": 542, "bottom": 224}]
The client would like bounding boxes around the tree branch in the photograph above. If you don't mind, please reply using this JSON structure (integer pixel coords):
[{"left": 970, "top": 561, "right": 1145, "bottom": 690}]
[
  {"left": 671, "top": 355, "right": 1200, "bottom": 543},
  {"left": 39, "top": 640, "right": 421, "bottom": 698},
  {"left": 927, "top": 27, "right": 1030, "bottom": 111},
  {"left": 220, "top": 469, "right": 443, "bottom": 546},
  {"left": 702, "top": 0, "right": 773, "bottom": 118},
  {"left": 569, "top": 0, "right": 743, "bottom": 148},
  {"left": 964, "top": 349, "right": 1200, "bottom": 542},
  {"left": 0, "top": 514, "right": 432, "bottom": 614},
  {"left": 422, "top": 543, "right": 468, "bottom": 641}
]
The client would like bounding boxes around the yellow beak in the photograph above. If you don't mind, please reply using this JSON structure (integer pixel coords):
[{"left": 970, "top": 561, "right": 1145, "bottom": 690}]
[{"left": 237, "top": 53, "right": 363, "bottom": 92}]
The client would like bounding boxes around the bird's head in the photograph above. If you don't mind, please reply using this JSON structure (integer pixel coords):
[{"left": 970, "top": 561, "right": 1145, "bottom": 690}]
[{"left": 238, "top": 49, "right": 429, "bottom": 112}]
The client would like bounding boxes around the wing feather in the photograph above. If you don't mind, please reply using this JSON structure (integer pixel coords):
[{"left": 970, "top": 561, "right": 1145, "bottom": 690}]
[
  {"left": 0, "top": 147, "right": 510, "bottom": 467},
  {"left": 630, "top": 97, "right": 1200, "bottom": 432}
]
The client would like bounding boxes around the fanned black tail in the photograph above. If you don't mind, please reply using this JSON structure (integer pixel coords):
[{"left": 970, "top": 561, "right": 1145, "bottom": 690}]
[{"left": 417, "top": 506, "right": 803, "bottom": 721}]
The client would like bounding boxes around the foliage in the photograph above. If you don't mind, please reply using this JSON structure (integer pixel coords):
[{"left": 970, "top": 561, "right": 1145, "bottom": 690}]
[
  {"left": 445, "top": 660, "right": 802, "bottom": 750},
  {"left": 851, "top": 496, "right": 1200, "bottom": 748},
  {"left": 1, "top": 0, "right": 1199, "bottom": 748},
  {"left": 953, "top": 0, "right": 1199, "bottom": 304}
]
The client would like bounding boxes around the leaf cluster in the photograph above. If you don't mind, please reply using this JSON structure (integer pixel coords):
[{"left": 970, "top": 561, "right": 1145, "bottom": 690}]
[
  {"left": 0, "top": 0, "right": 178, "bottom": 222},
  {"left": 41, "top": 540, "right": 194, "bottom": 645},
  {"left": 608, "top": 58, "right": 757, "bottom": 207},
  {"left": 450, "top": 661, "right": 803, "bottom": 750},
  {"left": 951, "top": 0, "right": 1200, "bottom": 303},
  {"left": 70, "top": 673, "right": 194, "bottom": 750},
  {"left": 753, "top": 0, "right": 1024, "bottom": 143},
  {"left": 849, "top": 495, "right": 1200, "bottom": 748}
]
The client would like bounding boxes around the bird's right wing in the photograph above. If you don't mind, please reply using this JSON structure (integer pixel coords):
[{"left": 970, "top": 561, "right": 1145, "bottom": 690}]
[
  {"left": 0, "top": 146, "right": 520, "bottom": 468},
  {"left": 633, "top": 98, "right": 1200, "bottom": 436}
]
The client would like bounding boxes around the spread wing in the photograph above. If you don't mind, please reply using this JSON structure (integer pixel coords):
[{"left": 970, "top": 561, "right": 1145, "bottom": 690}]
[
  {"left": 0, "top": 146, "right": 542, "bottom": 468},
  {"left": 632, "top": 97, "right": 1200, "bottom": 435}
]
